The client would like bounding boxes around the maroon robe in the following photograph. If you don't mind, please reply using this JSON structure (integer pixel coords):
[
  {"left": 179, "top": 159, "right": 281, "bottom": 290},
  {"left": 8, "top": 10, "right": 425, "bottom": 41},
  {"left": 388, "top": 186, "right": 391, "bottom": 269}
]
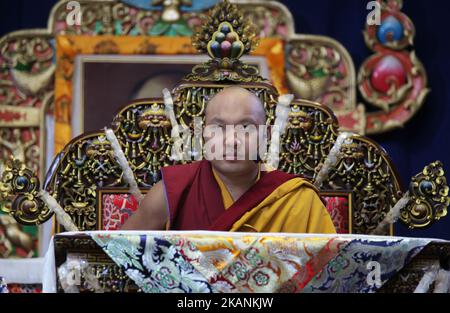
[{"left": 161, "top": 160, "right": 297, "bottom": 231}]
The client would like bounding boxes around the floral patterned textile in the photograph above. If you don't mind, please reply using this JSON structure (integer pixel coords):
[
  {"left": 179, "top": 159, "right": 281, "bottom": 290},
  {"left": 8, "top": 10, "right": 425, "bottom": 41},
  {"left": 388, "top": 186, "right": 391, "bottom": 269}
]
[
  {"left": 0, "top": 276, "right": 8, "bottom": 293},
  {"left": 101, "top": 193, "right": 139, "bottom": 230},
  {"left": 90, "top": 232, "right": 431, "bottom": 293},
  {"left": 5, "top": 283, "right": 42, "bottom": 293},
  {"left": 302, "top": 238, "right": 427, "bottom": 293},
  {"left": 322, "top": 195, "right": 350, "bottom": 234}
]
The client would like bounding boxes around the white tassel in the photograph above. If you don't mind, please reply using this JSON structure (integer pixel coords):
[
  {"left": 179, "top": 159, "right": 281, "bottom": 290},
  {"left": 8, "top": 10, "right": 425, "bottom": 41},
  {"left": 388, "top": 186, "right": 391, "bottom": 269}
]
[
  {"left": 433, "top": 269, "right": 450, "bottom": 293},
  {"left": 314, "top": 132, "right": 353, "bottom": 188},
  {"left": 104, "top": 128, "right": 143, "bottom": 203},
  {"left": 266, "top": 94, "right": 294, "bottom": 169},
  {"left": 39, "top": 190, "right": 79, "bottom": 232},
  {"left": 414, "top": 265, "right": 439, "bottom": 293},
  {"left": 162, "top": 88, "right": 177, "bottom": 128},
  {"left": 163, "top": 88, "right": 189, "bottom": 161},
  {"left": 371, "top": 191, "right": 410, "bottom": 235}
]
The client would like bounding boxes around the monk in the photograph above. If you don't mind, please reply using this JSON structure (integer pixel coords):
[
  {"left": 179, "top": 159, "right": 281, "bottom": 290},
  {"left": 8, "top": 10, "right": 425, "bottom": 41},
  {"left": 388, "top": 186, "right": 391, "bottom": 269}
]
[{"left": 121, "top": 87, "right": 336, "bottom": 233}]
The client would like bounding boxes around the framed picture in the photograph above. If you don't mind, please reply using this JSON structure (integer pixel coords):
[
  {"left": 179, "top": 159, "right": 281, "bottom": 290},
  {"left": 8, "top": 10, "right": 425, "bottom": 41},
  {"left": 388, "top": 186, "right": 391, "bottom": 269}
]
[
  {"left": 54, "top": 35, "right": 287, "bottom": 153},
  {"left": 71, "top": 54, "right": 270, "bottom": 138}
]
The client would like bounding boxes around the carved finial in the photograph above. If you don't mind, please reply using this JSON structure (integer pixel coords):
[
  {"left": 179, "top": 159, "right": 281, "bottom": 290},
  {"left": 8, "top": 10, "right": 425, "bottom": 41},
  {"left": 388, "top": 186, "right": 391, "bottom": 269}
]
[
  {"left": 186, "top": 0, "right": 263, "bottom": 82},
  {"left": 192, "top": 0, "right": 258, "bottom": 58},
  {"left": 400, "top": 161, "right": 450, "bottom": 228}
]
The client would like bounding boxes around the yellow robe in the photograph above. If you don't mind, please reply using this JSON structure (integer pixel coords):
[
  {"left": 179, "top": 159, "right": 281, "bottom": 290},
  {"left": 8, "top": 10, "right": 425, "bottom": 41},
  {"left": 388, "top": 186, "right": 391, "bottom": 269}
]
[{"left": 212, "top": 166, "right": 336, "bottom": 234}]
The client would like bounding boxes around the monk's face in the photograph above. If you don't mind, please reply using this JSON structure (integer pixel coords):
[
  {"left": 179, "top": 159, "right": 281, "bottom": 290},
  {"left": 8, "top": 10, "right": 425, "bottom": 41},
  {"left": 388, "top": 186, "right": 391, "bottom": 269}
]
[{"left": 204, "top": 87, "right": 267, "bottom": 175}]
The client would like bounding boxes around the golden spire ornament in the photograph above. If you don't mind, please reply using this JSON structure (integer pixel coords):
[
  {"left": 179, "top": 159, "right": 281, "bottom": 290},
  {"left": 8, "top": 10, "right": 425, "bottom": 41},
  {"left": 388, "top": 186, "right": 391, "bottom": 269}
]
[{"left": 185, "top": 0, "right": 264, "bottom": 82}]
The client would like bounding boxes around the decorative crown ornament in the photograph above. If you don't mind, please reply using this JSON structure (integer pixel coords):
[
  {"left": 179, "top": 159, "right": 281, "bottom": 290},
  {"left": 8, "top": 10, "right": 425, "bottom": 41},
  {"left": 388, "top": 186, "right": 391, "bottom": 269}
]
[{"left": 185, "top": 0, "right": 264, "bottom": 82}]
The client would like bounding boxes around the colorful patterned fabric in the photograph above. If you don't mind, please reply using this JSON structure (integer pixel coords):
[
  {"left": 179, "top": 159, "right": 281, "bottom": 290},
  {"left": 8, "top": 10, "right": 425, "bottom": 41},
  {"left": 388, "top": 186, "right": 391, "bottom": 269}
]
[
  {"left": 322, "top": 195, "right": 350, "bottom": 234},
  {"left": 101, "top": 193, "right": 140, "bottom": 230},
  {"left": 0, "top": 276, "right": 8, "bottom": 293},
  {"left": 90, "top": 232, "right": 431, "bottom": 293},
  {"left": 302, "top": 238, "right": 427, "bottom": 293},
  {"left": 6, "top": 283, "right": 42, "bottom": 293}
]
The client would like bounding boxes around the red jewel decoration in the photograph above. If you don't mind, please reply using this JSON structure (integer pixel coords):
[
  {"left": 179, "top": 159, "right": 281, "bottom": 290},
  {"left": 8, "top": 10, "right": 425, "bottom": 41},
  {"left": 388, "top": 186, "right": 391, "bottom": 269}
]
[{"left": 370, "top": 55, "right": 406, "bottom": 94}]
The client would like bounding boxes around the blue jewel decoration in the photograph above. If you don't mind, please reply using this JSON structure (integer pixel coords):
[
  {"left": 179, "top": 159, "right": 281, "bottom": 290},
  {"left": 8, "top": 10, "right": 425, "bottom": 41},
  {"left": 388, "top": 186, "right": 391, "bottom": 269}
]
[{"left": 377, "top": 16, "right": 404, "bottom": 44}]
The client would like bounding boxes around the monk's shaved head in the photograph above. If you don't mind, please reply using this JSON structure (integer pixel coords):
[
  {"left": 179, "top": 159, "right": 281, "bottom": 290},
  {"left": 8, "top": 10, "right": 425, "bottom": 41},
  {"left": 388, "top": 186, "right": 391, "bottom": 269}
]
[
  {"left": 205, "top": 86, "right": 266, "bottom": 124},
  {"left": 203, "top": 85, "right": 269, "bottom": 175}
]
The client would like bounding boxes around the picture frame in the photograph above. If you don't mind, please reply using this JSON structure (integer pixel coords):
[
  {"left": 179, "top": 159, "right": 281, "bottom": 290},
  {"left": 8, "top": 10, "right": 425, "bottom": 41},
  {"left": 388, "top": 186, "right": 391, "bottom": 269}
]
[
  {"left": 54, "top": 35, "right": 287, "bottom": 153},
  {"left": 71, "top": 54, "right": 270, "bottom": 138}
]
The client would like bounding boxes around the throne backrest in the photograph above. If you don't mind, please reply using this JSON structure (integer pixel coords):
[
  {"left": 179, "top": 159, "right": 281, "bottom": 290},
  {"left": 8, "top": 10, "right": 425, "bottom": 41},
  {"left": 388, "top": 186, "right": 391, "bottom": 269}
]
[{"left": 36, "top": 78, "right": 402, "bottom": 235}]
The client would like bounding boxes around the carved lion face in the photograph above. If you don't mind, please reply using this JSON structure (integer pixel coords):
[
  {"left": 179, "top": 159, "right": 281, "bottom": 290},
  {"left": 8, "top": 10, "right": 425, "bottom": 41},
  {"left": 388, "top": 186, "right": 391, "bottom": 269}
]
[
  {"left": 138, "top": 104, "right": 170, "bottom": 129},
  {"left": 85, "top": 136, "right": 114, "bottom": 162},
  {"left": 288, "top": 108, "right": 312, "bottom": 130},
  {"left": 341, "top": 141, "right": 364, "bottom": 163}
]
